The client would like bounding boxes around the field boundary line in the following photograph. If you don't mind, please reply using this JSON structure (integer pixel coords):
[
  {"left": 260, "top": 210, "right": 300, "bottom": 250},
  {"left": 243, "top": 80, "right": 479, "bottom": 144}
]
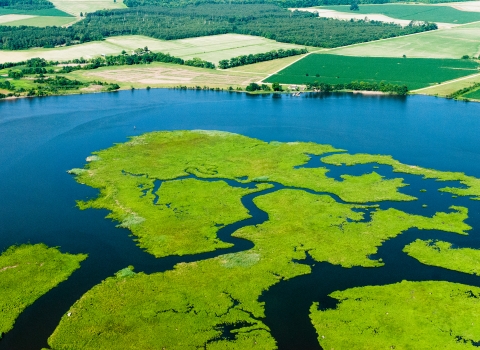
[
  {"left": 411, "top": 72, "right": 480, "bottom": 93},
  {"left": 257, "top": 53, "right": 313, "bottom": 83}
]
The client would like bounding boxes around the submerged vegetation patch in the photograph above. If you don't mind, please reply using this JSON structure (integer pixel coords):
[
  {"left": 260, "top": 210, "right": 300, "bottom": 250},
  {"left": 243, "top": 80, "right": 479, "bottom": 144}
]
[{"left": 0, "top": 244, "right": 87, "bottom": 338}]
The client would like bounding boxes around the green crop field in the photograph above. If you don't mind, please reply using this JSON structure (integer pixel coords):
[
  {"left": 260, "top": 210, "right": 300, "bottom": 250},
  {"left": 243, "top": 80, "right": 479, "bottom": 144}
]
[
  {"left": 464, "top": 88, "right": 480, "bottom": 99},
  {"left": 0, "top": 15, "right": 77, "bottom": 27},
  {"left": 319, "top": 4, "right": 480, "bottom": 24},
  {"left": 330, "top": 22, "right": 480, "bottom": 59},
  {"left": 264, "top": 54, "right": 480, "bottom": 90}
]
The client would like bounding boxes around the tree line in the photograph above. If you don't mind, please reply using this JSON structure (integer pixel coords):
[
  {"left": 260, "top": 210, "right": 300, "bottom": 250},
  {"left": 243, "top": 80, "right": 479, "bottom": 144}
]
[
  {"left": 306, "top": 81, "right": 409, "bottom": 95},
  {"left": 0, "top": 0, "right": 54, "bottom": 10},
  {"left": 0, "top": 57, "right": 55, "bottom": 70},
  {"left": 59, "top": 48, "right": 215, "bottom": 72},
  {"left": 447, "top": 82, "right": 480, "bottom": 100},
  {"left": 219, "top": 48, "right": 307, "bottom": 69},
  {"left": 0, "top": 4, "right": 437, "bottom": 50}
]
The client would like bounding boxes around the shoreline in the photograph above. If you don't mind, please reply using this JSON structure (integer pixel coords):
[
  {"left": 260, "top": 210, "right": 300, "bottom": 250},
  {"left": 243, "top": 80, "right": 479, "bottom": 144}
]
[{"left": 1, "top": 85, "right": 476, "bottom": 102}]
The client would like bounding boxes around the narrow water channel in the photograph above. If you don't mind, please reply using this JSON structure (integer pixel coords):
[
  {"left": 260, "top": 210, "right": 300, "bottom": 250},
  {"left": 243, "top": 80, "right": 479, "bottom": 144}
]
[{"left": 2, "top": 157, "right": 479, "bottom": 350}]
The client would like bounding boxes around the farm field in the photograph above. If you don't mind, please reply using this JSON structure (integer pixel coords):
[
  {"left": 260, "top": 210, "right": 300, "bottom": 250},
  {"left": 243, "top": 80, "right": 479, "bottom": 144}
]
[
  {"left": 264, "top": 54, "right": 480, "bottom": 90},
  {"left": 295, "top": 8, "right": 450, "bottom": 28},
  {"left": 0, "top": 34, "right": 308, "bottom": 64},
  {"left": 413, "top": 73, "right": 480, "bottom": 96},
  {"left": 329, "top": 21, "right": 480, "bottom": 59},
  {"left": 0, "top": 8, "right": 71, "bottom": 16},
  {"left": 0, "top": 14, "right": 34, "bottom": 24},
  {"left": 68, "top": 62, "right": 263, "bottom": 88},
  {"left": 0, "top": 15, "right": 77, "bottom": 27},
  {"left": 318, "top": 4, "right": 480, "bottom": 24},
  {"left": 48, "top": 0, "right": 126, "bottom": 17},
  {"left": 0, "top": 7, "right": 74, "bottom": 27},
  {"left": 445, "top": 1, "right": 480, "bottom": 12},
  {"left": 463, "top": 88, "right": 480, "bottom": 99}
]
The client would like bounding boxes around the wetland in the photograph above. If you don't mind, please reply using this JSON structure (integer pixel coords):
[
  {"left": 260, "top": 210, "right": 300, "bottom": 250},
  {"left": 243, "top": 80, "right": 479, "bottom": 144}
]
[{"left": 2, "top": 90, "right": 480, "bottom": 349}]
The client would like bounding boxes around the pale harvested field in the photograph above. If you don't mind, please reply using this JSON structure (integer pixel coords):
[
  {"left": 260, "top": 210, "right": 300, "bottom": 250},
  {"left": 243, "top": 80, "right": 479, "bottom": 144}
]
[
  {"left": 413, "top": 72, "right": 480, "bottom": 96},
  {"left": 0, "top": 14, "right": 35, "bottom": 24},
  {"left": 69, "top": 62, "right": 264, "bottom": 88},
  {"left": 49, "top": 0, "right": 125, "bottom": 17},
  {"left": 0, "top": 34, "right": 308, "bottom": 64},
  {"left": 328, "top": 21, "right": 480, "bottom": 58},
  {"left": 442, "top": 1, "right": 480, "bottom": 13},
  {"left": 293, "top": 8, "right": 456, "bottom": 29}
]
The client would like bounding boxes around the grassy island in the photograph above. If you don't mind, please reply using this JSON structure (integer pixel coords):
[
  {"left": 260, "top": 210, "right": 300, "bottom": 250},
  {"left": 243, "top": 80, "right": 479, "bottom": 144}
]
[
  {"left": 310, "top": 281, "right": 480, "bottom": 349},
  {"left": 70, "top": 131, "right": 424, "bottom": 258},
  {"left": 48, "top": 130, "right": 480, "bottom": 349},
  {"left": 404, "top": 239, "right": 480, "bottom": 276},
  {"left": 0, "top": 244, "right": 87, "bottom": 338}
]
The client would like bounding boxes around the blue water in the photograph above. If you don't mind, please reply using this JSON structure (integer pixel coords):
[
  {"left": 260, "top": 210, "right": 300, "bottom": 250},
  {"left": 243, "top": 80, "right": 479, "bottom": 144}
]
[{"left": 1, "top": 90, "right": 480, "bottom": 349}]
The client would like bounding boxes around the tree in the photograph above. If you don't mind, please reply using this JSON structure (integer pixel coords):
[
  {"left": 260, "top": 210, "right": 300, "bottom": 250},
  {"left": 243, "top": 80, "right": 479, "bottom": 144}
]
[
  {"left": 246, "top": 82, "right": 260, "bottom": 92},
  {"left": 350, "top": 2, "right": 359, "bottom": 11},
  {"left": 8, "top": 70, "right": 23, "bottom": 79},
  {"left": 272, "top": 82, "right": 282, "bottom": 91}
]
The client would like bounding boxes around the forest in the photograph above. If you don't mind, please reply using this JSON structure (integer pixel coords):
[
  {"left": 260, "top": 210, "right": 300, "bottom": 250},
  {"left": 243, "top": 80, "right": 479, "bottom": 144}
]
[
  {"left": 123, "top": 0, "right": 468, "bottom": 8},
  {"left": 0, "top": 4, "right": 437, "bottom": 50}
]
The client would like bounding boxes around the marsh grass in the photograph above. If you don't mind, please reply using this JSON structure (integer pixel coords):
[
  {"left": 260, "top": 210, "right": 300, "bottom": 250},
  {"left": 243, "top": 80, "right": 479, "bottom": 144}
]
[
  {"left": 50, "top": 131, "right": 480, "bottom": 349},
  {"left": 0, "top": 244, "right": 86, "bottom": 337},
  {"left": 310, "top": 281, "right": 480, "bottom": 349}
]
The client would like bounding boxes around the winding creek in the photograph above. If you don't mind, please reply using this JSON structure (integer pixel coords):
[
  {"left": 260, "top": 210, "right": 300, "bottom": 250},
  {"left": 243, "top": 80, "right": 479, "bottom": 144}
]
[{"left": 1, "top": 90, "right": 480, "bottom": 349}]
